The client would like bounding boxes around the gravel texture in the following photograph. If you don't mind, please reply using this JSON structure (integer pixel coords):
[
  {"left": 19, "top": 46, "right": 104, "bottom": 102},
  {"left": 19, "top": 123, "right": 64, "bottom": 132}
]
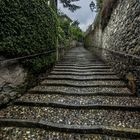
[
  {"left": 48, "top": 75, "right": 119, "bottom": 80},
  {"left": 1, "top": 127, "right": 135, "bottom": 140},
  {"left": 1, "top": 106, "right": 140, "bottom": 129},
  {"left": 42, "top": 80, "right": 126, "bottom": 86},
  {"left": 53, "top": 69, "right": 112, "bottom": 72},
  {"left": 51, "top": 71, "right": 115, "bottom": 75},
  {"left": 54, "top": 66, "right": 111, "bottom": 69},
  {"left": 0, "top": 47, "right": 138, "bottom": 139},
  {"left": 31, "top": 86, "right": 131, "bottom": 94},
  {"left": 18, "top": 94, "right": 140, "bottom": 107}
]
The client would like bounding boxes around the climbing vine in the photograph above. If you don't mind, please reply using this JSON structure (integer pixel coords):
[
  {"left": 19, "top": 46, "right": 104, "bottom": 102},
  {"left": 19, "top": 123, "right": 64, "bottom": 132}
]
[{"left": 0, "top": 0, "right": 58, "bottom": 73}]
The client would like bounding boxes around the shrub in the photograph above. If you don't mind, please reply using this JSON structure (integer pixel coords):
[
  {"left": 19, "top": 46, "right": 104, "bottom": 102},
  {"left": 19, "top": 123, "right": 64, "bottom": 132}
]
[{"left": 0, "top": 0, "right": 58, "bottom": 73}]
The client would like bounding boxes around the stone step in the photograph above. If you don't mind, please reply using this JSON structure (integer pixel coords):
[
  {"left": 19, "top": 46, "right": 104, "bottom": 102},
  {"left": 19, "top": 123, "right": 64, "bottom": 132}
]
[
  {"left": 57, "top": 62, "right": 103, "bottom": 65},
  {"left": 14, "top": 101, "right": 140, "bottom": 111},
  {"left": 47, "top": 75, "right": 120, "bottom": 81},
  {"left": 0, "top": 107, "right": 140, "bottom": 131},
  {"left": 30, "top": 86, "right": 131, "bottom": 95},
  {"left": 56, "top": 64, "right": 105, "bottom": 67},
  {"left": 41, "top": 82, "right": 126, "bottom": 88},
  {"left": 54, "top": 66, "right": 111, "bottom": 69},
  {"left": 41, "top": 79, "right": 127, "bottom": 87},
  {"left": 53, "top": 68, "right": 112, "bottom": 72},
  {"left": 1, "top": 127, "right": 138, "bottom": 140},
  {"left": 16, "top": 94, "right": 140, "bottom": 109},
  {"left": 0, "top": 123, "right": 140, "bottom": 139},
  {"left": 29, "top": 86, "right": 134, "bottom": 96},
  {"left": 50, "top": 71, "right": 116, "bottom": 76},
  {"left": 28, "top": 91, "right": 133, "bottom": 97}
]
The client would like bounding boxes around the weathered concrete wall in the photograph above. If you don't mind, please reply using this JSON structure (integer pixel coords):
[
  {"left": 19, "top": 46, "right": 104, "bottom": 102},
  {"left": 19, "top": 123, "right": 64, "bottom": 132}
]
[
  {"left": 0, "top": 58, "right": 27, "bottom": 105},
  {"left": 0, "top": 60, "right": 27, "bottom": 88},
  {"left": 85, "top": 0, "right": 140, "bottom": 95}
]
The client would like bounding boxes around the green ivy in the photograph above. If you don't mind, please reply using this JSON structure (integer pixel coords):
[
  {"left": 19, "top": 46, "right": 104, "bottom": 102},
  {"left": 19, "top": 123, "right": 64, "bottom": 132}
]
[{"left": 0, "top": 0, "right": 58, "bottom": 73}]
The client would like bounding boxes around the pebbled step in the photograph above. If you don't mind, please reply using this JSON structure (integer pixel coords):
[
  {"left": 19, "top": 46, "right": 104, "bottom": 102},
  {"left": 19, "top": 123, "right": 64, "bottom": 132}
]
[
  {"left": 29, "top": 86, "right": 131, "bottom": 95},
  {"left": 14, "top": 101, "right": 140, "bottom": 111},
  {"left": 41, "top": 79, "right": 127, "bottom": 87},
  {"left": 54, "top": 66, "right": 111, "bottom": 69},
  {"left": 47, "top": 75, "right": 120, "bottom": 81},
  {"left": 57, "top": 62, "right": 104, "bottom": 65},
  {"left": 0, "top": 106, "right": 140, "bottom": 130},
  {"left": 1, "top": 127, "right": 139, "bottom": 140},
  {"left": 53, "top": 68, "right": 113, "bottom": 72},
  {"left": 56, "top": 64, "right": 105, "bottom": 66},
  {"left": 16, "top": 94, "right": 140, "bottom": 110},
  {"left": 50, "top": 71, "right": 116, "bottom": 76}
]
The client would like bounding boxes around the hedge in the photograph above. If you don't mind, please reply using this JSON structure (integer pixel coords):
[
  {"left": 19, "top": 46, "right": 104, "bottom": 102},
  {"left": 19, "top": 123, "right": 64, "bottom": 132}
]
[{"left": 0, "top": 0, "right": 58, "bottom": 73}]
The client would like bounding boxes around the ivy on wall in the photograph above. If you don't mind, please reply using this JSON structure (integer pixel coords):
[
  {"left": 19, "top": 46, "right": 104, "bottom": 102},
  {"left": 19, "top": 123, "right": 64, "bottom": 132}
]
[{"left": 0, "top": 0, "right": 58, "bottom": 73}]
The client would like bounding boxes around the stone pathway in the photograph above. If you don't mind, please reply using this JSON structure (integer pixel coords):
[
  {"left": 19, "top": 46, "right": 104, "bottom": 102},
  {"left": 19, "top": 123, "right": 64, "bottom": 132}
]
[{"left": 0, "top": 47, "right": 140, "bottom": 140}]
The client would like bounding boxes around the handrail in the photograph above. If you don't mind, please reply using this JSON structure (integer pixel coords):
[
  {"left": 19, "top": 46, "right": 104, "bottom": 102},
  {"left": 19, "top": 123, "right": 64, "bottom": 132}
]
[
  {"left": 0, "top": 47, "right": 65, "bottom": 63},
  {"left": 94, "top": 47, "right": 140, "bottom": 60},
  {"left": 0, "top": 50, "right": 56, "bottom": 63}
]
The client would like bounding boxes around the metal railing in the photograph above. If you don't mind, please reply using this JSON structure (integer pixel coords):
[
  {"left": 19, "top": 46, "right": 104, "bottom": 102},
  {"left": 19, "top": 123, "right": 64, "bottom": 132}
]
[{"left": 0, "top": 47, "right": 66, "bottom": 63}]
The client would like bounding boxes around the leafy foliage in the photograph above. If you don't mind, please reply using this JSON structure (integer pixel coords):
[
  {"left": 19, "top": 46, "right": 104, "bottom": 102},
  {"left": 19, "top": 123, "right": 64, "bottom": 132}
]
[
  {"left": 58, "top": 12, "right": 84, "bottom": 46},
  {"left": 0, "top": 0, "right": 58, "bottom": 73},
  {"left": 89, "top": 0, "right": 118, "bottom": 31},
  {"left": 59, "top": 0, "right": 81, "bottom": 12},
  {"left": 70, "top": 26, "right": 84, "bottom": 42},
  {"left": 90, "top": 1, "right": 96, "bottom": 12}
]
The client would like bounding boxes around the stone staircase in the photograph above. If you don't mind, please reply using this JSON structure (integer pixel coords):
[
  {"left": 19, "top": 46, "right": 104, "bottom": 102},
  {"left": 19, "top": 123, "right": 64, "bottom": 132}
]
[{"left": 0, "top": 47, "right": 140, "bottom": 140}]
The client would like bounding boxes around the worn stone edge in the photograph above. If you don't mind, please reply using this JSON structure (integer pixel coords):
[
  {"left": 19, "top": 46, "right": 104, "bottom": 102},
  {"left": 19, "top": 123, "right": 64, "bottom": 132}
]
[
  {"left": 14, "top": 101, "right": 140, "bottom": 111},
  {"left": 0, "top": 119, "right": 140, "bottom": 138},
  {"left": 41, "top": 83, "right": 126, "bottom": 88},
  {"left": 28, "top": 90, "right": 133, "bottom": 97}
]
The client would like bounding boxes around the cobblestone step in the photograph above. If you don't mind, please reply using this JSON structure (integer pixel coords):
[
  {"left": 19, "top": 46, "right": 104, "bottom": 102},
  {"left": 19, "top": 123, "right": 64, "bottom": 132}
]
[
  {"left": 56, "top": 64, "right": 105, "bottom": 66},
  {"left": 14, "top": 101, "right": 140, "bottom": 111},
  {"left": 53, "top": 68, "right": 113, "bottom": 72},
  {"left": 29, "top": 86, "right": 131, "bottom": 95},
  {"left": 0, "top": 107, "right": 140, "bottom": 130},
  {"left": 51, "top": 71, "right": 116, "bottom": 76},
  {"left": 0, "top": 124, "right": 140, "bottom": 139},
  {"left": 47, "top": 75, "right": 120, "bottom": 81},
  {"left": 15, "top": 94, "right": 140, "bottom": 110},
  {"left": 54, "top": 66, "right": 111, "bottom": 69},
  {"left": 57, "top": 62, "right": 104, "bottom": 65},
  {"left": 1, "top": 127, "right": 139, "bottom": 140},
  {"left": 41, "top": 79, "right": 127, "bottom": 87}
]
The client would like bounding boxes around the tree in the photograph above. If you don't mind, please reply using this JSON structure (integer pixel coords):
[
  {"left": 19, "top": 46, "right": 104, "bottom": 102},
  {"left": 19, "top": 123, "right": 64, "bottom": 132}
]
[
  {"left": 59, "top": 0, "right": 81, "bottom": 12},
  {"left": 71, "top": 20, "right": 80, "bottom": 27},
  {"left": 90, "top": 1, "right": 96, "bottom": 12},
  {"left": 54, "top": 0, "right": 96, "bottom": 12}
]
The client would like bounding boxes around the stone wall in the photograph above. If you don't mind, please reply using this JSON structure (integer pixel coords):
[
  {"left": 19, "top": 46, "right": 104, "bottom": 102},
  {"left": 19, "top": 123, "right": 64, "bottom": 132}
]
[
  {"left": 102, "top": 0, "right": 140, "bottom": 54},
  {"left": 0, "top": 58, "right": 27, "bottom": 106},
  {"left": 85, "top": 0, "right": 140, "bottom": 95}
]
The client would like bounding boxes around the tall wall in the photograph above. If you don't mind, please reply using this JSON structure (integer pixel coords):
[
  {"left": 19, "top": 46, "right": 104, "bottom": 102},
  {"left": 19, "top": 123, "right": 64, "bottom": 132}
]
[
  {"left": 102, "top": 0, "right": 139, "bottom": 54},
  {"left": 85, "top": 0, "right": 140, "bottom": 95}
]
